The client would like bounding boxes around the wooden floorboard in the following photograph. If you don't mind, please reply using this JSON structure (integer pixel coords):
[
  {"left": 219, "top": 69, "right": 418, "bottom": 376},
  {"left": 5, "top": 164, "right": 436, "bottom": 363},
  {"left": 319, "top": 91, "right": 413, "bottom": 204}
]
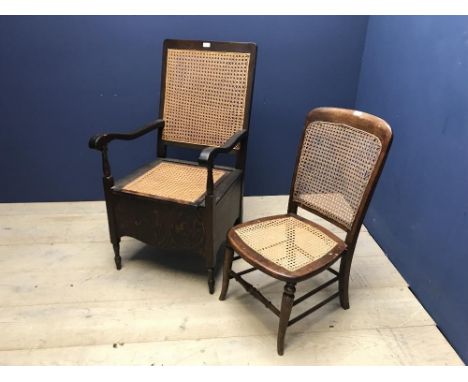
[
  {"left": 0, "top": 326, "right": 460, "bottom": 365},
  {"left": 0, "top": 258, "right": 407, "bottom": 307},
  {"left": 0, "top": 287, "right": 433, "bottom": 351},
  {"left": 0, "top": 197, "right": 463, "bottom": 365}
]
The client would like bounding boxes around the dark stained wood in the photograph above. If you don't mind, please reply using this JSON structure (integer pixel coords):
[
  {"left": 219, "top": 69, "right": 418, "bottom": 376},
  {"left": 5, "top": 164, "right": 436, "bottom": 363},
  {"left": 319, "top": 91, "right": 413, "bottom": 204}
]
[
  {"left": 220, "top": 107, "right": 393, "bottom": 355},
  {"left": 228, "top": 213, "right": 347, "bottom": 282},
  {"left": 112, "top": 242, "right": 121, "bottom": 270},
  {"left": 89, "top": 39, "right": 257, "bottom": 294},
  {"left": 89, "top": 119, "right": 165, "bottom": 151},
  {"left": 199, "top": 129, "right": 248, "bottom": 195},
  {"left": 219, "top": 245, "right": 234, "bottom": 301},
  {"left": 288, "top": 291, "right": 340, "bottom": 327},
  {"left": 234, "top": 267, "right": 257, "bottom": 277},
  {"left": 277, "top": 282, "right": 296, "bottom": 356},
  {"left": 229, "top": 269, "right": 281, "bottom": 317},
  {"left": 293, "top": 276, "right": 338, "bottom": 306}
]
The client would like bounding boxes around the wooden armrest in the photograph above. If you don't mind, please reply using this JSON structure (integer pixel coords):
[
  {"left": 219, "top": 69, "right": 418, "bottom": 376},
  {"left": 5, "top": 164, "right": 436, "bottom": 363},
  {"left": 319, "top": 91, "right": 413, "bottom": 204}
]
[
  {"left": 88, "top": 119, "right": 165, "bottom": 151},
  {"left": 198, "top": 130, "right": 247, "bottom": 196},
  {"left": 198, "top": 130, "right": 247, "bottom": 168}
]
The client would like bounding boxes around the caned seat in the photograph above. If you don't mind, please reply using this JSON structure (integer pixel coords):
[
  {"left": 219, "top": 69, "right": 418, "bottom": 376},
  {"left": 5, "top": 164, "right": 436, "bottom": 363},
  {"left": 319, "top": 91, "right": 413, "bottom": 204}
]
[
  {"left": 229, "top": 214, "right": 346, "bottom": 280},
  {"left": 219, "top": 107, "right": 392, "bottom": 355},
  {"left": 116, "top": 161, "right": 229, "bottom": 205}
]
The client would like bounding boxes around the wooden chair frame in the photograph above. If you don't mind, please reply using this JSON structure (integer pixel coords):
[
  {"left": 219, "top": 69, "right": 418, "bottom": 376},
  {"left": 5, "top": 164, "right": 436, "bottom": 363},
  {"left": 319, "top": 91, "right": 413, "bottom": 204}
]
[
  {"left": 89, "top": 39, "right": 257, "bottom": 294},
  {"left": 219, "top": 107, "right": 393, "bottom": 354}
]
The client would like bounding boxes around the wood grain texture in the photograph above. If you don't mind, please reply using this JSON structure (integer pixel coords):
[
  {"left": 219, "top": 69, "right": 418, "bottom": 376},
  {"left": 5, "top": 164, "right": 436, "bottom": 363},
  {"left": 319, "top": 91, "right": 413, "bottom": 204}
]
[
  {"left": 0, "top": 287, "right": 434, "bottom": 351},
  {"left": 0, "top": 327, "right": 460, "bottom": 365},
  {"left": 0, "top": 197, "right": 462, "bottom": 365}
]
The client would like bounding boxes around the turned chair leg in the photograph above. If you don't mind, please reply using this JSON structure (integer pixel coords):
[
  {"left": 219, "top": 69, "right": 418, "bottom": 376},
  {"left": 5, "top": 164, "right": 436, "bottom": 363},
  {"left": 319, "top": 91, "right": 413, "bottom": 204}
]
[
  {"left": 219, "top": 245, "right": 234, "bottom": 301},
  {"left": 207, "top": 267, "right": 215, "bottom": 295},
  {"left": 277, "top": 282, "right": 296, "bottom": 356},
  {"left": 339, "top": 255, "right": 351, "bottom": 310},
  {"left": 113, "top": 241, "right": 121, "bottom": 270}
]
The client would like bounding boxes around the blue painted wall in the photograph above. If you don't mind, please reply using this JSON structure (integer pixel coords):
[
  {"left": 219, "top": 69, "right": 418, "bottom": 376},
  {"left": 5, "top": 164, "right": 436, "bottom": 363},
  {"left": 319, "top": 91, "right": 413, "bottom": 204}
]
[
  {"left": 0, "top": 16, "right": 368, "bottom": 202},
  {"left": 356, "top": 16, "right": 468, "bottom": 363}
]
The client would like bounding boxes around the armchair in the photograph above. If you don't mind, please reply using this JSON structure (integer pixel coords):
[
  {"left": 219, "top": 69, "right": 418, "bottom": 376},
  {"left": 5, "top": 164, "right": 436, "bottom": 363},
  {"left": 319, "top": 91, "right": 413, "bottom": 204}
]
[{"left": 89, "top": 39, "right": 257, "bottom": 294}]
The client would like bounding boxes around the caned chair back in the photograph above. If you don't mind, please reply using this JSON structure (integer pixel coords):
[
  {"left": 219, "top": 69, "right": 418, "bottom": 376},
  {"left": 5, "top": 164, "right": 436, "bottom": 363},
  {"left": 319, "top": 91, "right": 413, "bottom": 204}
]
[
  {"left": 290, "top": 107, "right": 392, "bottom": 242},
  {"left": 159, "top": 40, "right": 257, "bottom": 148}
]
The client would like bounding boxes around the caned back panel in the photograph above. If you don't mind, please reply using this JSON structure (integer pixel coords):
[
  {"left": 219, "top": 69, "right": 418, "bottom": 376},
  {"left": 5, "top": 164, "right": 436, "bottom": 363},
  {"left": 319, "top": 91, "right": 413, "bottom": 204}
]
[
  {"left": 162, "top": 48, "right": 251, "bottom": 147},
  {"left": 293, "top": 121, "right": 383, "bottom": 230}
]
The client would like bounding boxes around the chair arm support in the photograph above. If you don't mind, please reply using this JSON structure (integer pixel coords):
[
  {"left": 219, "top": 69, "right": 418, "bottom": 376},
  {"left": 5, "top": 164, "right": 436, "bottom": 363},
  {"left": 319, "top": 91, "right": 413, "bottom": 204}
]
[
  {"left": 198, "top": 129, "right": 247, "bottom": 168},
  {"left": 88, "top": 119, "right": 165, "bottom": 151},
  {"left": 198, "top": 129, "right": 247, "bottom": 197}
]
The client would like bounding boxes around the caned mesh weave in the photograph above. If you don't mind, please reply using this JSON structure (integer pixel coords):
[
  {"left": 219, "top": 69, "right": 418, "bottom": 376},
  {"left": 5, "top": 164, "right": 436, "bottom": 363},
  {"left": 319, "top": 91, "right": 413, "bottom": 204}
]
[
  {"left": 234, "top": 216, "right": 340, "bottom": 272},
  {"left": 121, "top": 162, "right": 227, "bottom": 204},
  {"left": 293, "top": 121, "right": 382, "bottom": 229},
  {"left": 162, "top": 49, "right": 250, "bottom": 147}
]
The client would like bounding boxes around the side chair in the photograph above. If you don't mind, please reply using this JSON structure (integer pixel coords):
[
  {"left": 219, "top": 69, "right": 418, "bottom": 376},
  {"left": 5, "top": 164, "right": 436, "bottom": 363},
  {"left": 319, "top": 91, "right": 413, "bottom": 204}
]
[{"left": 219, "top": 107, "right": 392, "bottom": 354}]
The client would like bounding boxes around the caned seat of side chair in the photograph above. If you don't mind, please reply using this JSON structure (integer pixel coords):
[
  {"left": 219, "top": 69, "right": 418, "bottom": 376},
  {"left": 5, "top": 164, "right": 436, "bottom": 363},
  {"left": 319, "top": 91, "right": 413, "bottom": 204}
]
[
  {"left": 118, "top": 161, "right": 228, "bottom": 205},
  {"left": 162, "top": 49, "right": 251, "bottom": 147},
  {"left": 229, "top": 214, "right": 347, "bottom": 281}
]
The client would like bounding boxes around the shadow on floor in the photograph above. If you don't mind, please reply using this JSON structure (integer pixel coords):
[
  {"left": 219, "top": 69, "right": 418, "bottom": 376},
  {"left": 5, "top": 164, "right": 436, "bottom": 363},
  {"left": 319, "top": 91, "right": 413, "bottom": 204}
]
[{"left": 121, "top": 240, "right": 225, "bottom": 277}]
